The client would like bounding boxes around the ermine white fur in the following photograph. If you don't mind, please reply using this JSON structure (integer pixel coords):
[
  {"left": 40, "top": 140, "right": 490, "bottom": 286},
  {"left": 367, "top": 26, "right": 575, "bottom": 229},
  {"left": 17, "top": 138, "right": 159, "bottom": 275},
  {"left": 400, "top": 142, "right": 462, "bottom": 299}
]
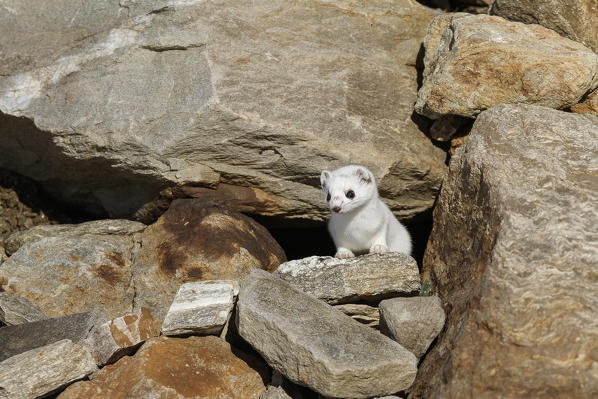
[{"left": 320, "top": 165, "right": 412, "bottom": 258}]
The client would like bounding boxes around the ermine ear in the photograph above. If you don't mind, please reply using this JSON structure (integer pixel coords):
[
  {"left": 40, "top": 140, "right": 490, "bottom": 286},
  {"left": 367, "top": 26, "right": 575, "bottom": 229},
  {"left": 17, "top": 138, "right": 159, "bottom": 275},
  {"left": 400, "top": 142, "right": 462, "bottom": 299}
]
[
  {"left": 320, "top": 170, "right": 331, "bottom": 189},
  {"left": 354, "top": 167, "right": 372, "bottom": 185}
]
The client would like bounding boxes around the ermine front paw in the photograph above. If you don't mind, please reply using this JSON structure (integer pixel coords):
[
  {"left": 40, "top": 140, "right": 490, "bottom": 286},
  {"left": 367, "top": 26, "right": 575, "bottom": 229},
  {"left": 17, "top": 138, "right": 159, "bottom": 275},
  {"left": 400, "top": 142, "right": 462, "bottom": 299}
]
[
  {"left": 369, "top": 244, "right": 388, "bottom": 254},
  {"left": 335, "top": 248, "right": 355, "bottom": 259}
]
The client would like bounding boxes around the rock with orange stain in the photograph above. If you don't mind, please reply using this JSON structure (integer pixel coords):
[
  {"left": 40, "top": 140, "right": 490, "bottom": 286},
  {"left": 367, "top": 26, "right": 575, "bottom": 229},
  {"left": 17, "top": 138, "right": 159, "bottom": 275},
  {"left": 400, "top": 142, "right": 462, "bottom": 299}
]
[
  {"left": 86, "top": 307, "right": 159, "bottom": 366},
  {"left": 571, "top": 89, "right": 598, "bottom": 115},
  {"left": 58, "top": 336, "right": 267, "bottom": 399}
]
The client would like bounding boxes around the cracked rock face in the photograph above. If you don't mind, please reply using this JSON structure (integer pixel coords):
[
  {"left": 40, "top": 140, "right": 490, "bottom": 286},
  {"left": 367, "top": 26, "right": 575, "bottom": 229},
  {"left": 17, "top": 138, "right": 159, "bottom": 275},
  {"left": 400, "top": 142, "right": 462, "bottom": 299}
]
[{"left": 0, "top": 0, "right": 445, "bottom": 221}]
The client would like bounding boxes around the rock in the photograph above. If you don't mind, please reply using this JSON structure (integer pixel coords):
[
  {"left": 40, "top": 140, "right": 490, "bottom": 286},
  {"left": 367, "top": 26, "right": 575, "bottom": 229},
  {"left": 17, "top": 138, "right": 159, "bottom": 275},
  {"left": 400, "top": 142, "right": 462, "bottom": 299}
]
[
  {"left": 0, "top": 0, "right": 445, "bottom": 222},
  {"left": 58, "top": 336, "right": 267, "bottom": 399},
  {"left": 429, "top": 115, "right": 473, "bottom": 142},
  {"left": 334, "top": 303, "right": 380, "bottom": 328},
  {"left": 413, "top": 104, "right": 598, "bottom": 398},
  {"left": 132, "top": 199, "right": 285, "bottom": 322},
  {"left": 0, "top": 339, "right": 97, "bottom": 399},
  {"left": 0, "top": 292, "right": 47, "bottom": 326},
  {"left": 491, "top": 0, "right": 598, "bottom": 53},
  {"left": 274, "top": 254, "right": 420, "bottom": 305},
  {"left": 0, "top": 309, "right": 108, "bottom": 362},
  {"left": 4, "top": 219, "right": 145, "bottom": 256},
  {"left": 86, "top": 307, "right": 159, "bottom": 366},
  {"left": 260, "top": 385, "right": 293, "bottom": 399},
  {"left": 415, "top": 13, "right": 598, "bottom": 119},
  {"left": 572, "top": 89, "right": 598, "bottom": 115},
  {"left": 379, "top": 296, "right": 445, "bottom": 359},
  {"left": 237, "top": 269, "right": 417, "bottom": 398},
  {"left": 161, "top": 280, "right": 237, "bottom": 336}
]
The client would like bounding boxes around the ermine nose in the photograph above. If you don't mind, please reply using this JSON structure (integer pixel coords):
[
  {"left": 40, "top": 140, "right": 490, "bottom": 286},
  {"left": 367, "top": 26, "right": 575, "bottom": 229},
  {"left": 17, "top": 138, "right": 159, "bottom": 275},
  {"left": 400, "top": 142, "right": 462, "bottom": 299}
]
[{"left": 332, "top": 206, "right": 341, "bottom": 213}]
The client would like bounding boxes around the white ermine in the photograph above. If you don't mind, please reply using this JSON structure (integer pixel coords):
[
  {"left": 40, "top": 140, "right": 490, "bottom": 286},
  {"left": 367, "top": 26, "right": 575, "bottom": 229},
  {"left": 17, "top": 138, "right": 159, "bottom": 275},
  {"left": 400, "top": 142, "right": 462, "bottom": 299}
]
[{"left": 320, "top": 165, "right": 412, "bottom": 258}]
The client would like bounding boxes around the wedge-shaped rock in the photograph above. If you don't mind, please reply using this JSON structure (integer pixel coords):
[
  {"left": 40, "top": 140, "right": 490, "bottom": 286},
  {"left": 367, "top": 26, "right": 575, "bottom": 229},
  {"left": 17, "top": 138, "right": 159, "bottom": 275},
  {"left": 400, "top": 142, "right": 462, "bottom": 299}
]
[
  {"left": 274, "top": 253, "right": 420, "bottom": 304},
  {"left": 237, "top": 270, "right": 417, "bottom": 399},
  {"left": 87, "top": 307, "right": 158, "bottom": 366},
  {"left": 0, "top": 292, "right": 46, "bottom": 326},
  {"left": 379, "top": 296, "right": 445, "bottom": 358},
  {"left": 334, "top": 303, "right": 380, "bottom": 328},
  {"left": 415, "top": 13, "right": 598, "bottom": 119},
  {"left": 0, "top": 310, "right": 108, "bottom": 362},
  {"left": 0, "top": 339, "right": 97, "bottom": 399},
  {"left": 413, "top": 104, "right": 598, "bottom": 398},
  {"left": 161, "top": 280, "right": 237, "bottom": 336}
]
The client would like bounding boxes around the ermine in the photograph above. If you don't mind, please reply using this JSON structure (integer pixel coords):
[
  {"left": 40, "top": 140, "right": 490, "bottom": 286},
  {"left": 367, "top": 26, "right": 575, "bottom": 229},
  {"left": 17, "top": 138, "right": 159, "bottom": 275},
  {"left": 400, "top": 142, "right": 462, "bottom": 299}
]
[{"left": 320, "top": 165, "right": 412, "bottom": 258}]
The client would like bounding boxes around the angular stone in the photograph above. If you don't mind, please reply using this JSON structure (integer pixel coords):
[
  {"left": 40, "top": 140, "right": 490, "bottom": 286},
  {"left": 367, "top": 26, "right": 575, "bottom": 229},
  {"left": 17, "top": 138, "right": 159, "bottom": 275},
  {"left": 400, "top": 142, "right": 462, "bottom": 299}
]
[
  {"left": 334, "top": 303, "right": 380, "bottom": 328},
  {"left": 572, "top": 89, "right": 598, "bottom": 115},
  {"left": 0, "top": 339, "right": 97, "bottom": 399},
  {"left": 0, "top": 292, "right": 47, "bottom": 326},
  {"left": 237, "top": 269, "right": 417, "bottom": 398},
  {"left": 86, "top": 307, "right": 159, "bottom": 366},
  {"left": 414, "top": 104, "right": 598, "bottom": 398},
  {"left": 491, "top": 0, "right": 598, "bottom": 53},
  {"left": 132, "top": 199, "right": 285, "bottom": 322},
  {"left": 415, "top": 13, "right": 598, "bottom": 119},
  {"left": 274, "top": 253, "right": 420, "bottom": 305},
  {"left": 58, "top": 336, "right": 267, "bottom": 399},
  {"left": 0, "top": 310, "right": 108, "bottom": 362},
  {"left": 0, "top": 0, "right": 445, "bottom": 222},
  {"left": 379, "top": 296, "right": 445, "bottom": 359},
  {"left": 161, "top": 280, "right": 237, "bottom": 337}
]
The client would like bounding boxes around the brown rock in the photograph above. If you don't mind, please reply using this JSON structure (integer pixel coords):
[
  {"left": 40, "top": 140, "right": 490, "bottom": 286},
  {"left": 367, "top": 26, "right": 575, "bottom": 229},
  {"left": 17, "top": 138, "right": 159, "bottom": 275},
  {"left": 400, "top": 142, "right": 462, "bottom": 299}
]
[
  {"left": 58, "top": 336, "right": 267, "bottom": 399},
  {"left": 132, "top": 199, "right": 286, "bottom": 322},
  {"left": 571, "top": 89, "right": 598, "bottom": 115}
]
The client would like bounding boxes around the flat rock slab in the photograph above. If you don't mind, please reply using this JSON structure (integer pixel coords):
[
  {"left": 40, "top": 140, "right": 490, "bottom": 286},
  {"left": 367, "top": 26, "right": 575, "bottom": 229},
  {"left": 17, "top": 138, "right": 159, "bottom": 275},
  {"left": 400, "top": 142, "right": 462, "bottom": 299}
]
[
  {"left": 274, "top": 253, "right": 420, "bottom": 304},
  {"left": 415, "top": 13, "right": 598, "bottom": 119},
  {"left": 237, "top": 269, "right": 417, "bottom": 399},
  {"left": 0, "top": 339, "right": 97, "bottom": 399},
  {"left": 0, "top": 310, "right": 108, "bottom": 362},
  {"left": 334, "top": 303, "right": 380, "bottom": 328},
  {"left": 379, "top": 296, "right": 445, "bottom": 359},
  {"left": 0, "top": 292, "right": 46, "bottom": 326},
  {"left": 162, "top": 280, "right": 237, "bottom": 336},
  {"left": 414, "top": 104, "right": 598, "bottom": 398}
]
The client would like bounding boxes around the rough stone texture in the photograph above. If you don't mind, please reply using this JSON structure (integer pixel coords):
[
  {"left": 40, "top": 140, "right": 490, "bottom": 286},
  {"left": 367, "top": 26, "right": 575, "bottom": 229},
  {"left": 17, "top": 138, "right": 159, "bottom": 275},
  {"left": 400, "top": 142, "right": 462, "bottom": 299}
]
[
  {"left": 379, "top": 296, "right": 445, "bottom": 359},
  {"left": 0, "top": 292, "right": 47, "bottom": 326},
  {"left": 274, "top": 253, "right": 420, "bottom": 305},
  {"left": 0, "top": 0, "right": 445, "bottom": 222},
  {"left": 87, "top": 307, "right": 159, "bottom": 366},
  {"left": 0, "top": 310, "right": 108, "bottom": 362},
  {"left": 572, "top": 89, "right": 598, "bottom": 115},
  {"left": 133, "top": 199, "right": 285, "bottom": 322},
  {"left": 4, "top": 219, "right": 145, "bottom": 256},
  {"left": 237, "top": 269, "right": 417, "bottom": 398},
  {"left": 334, "top": 303, "right": 380, "bottom": 328},
  {"left": 491, "top": 0, "right": 598, "bottom": 53},
  {"left": 0, "top": 339, "right": 97, "bottom": 399},
  {"left": 413, "top": 104, "right": 598, "bottom": 398},
  {"left": 415, "top": 13, "right": 598, "bottom": 119},
  {"left": 161, "top": 280, "right": 236, "bottom": 337},
  {"left": 58, "top": 336, "right": 267, "bottom": 399}
]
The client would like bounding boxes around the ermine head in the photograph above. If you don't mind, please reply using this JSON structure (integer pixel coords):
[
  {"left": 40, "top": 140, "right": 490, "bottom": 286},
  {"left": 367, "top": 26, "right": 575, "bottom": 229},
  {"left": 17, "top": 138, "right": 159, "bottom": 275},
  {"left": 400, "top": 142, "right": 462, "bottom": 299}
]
[{"left": 320, "top": 165, "right": 378, "bottom": 214}]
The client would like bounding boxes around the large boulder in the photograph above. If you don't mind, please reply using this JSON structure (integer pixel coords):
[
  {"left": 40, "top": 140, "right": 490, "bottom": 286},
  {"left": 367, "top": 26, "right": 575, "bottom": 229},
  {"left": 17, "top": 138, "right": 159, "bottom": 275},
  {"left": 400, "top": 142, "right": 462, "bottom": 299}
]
[
  {"left": 491, "top": 0, "right": 598, "bottom": 53},
  {"left": 412, "top": 104, "right": 598, "bottom": 398},
  {"left": 415, "top": 13, "right": 598, "bottom": 119},
  {"left": 0, "top": 0, "right": 445, "bottom": 222}
]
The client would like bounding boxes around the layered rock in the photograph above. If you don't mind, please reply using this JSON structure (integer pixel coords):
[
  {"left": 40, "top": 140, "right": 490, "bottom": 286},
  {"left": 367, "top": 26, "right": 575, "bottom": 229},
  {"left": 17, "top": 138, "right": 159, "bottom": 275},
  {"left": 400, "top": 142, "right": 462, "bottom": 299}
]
[
  {"left": 58, "top": 336, "right": 267, "bottom": 399},
  {"left": 237, "top": 269, "right": 417, "bottom": 398},
  {"left": 491, "top": 0, "right": 598, "bottom": 53},
  {"left": 0, "top": 292, "right": 46, "bottom": 326},
  {"left": 413, "top": 105, "right": 598, "bottom": 398},
  {"left": 415, "top": 13, "right": 598, "bottom": 119}
]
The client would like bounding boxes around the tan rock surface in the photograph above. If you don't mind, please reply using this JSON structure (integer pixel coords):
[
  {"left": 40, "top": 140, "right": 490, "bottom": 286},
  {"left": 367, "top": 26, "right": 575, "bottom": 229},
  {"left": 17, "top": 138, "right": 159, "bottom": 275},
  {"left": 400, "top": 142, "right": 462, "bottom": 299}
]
[{"left": 572, "top": 89, "right": 598, "bottom": 115}]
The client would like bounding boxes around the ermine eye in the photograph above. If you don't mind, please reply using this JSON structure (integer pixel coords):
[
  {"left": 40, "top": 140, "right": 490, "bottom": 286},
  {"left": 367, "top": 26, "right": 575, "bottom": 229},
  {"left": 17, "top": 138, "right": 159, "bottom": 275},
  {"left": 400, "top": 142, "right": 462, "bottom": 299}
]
[
  {"left": 345, "top": 190, "right": 355, "bottom": 199},
  {"left": 326, "top": 193, "right": 331, "bottom": 202}
]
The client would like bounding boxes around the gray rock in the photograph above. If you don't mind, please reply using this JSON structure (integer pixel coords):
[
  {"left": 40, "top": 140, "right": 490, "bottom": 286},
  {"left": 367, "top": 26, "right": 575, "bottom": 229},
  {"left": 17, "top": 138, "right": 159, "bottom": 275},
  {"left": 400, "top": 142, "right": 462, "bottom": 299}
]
[
  {"left": 161, "top": 281, "right": 237, "bottom": 336},
  {"left": 415, "top": 13, "right": 598, "bottom": 119},
  {"left": 0, "top": 339, "right": 97, "bottom": 399},
  {"left": 274, "top": 254, "right": 420, "bottom": 305},
  {"left": 413, "top": 104, "right": 598, "bottom": 398},
  {"left": 237, "top": 269, "right": 417, "bottom": 399},
  {"left": 0, "top": 309, "right": 108, "bottom": 362},
  {"left": 0, "top": 292, "right": 47, "bottom": 326},
  {"left": 379, "top": 296, "right": 445, "bottom": 359},
  {"left": 0, "top": 0, "right": 445, "bottom": 222},
  {"left": 334, "top": 303, "right": 380, "bottom": 328},
  {"left": 260, "top": 385, "right": 293, "bottom": 399},
  {"left": 491, "top": 0, "right": 598, "bottom": 53}
]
